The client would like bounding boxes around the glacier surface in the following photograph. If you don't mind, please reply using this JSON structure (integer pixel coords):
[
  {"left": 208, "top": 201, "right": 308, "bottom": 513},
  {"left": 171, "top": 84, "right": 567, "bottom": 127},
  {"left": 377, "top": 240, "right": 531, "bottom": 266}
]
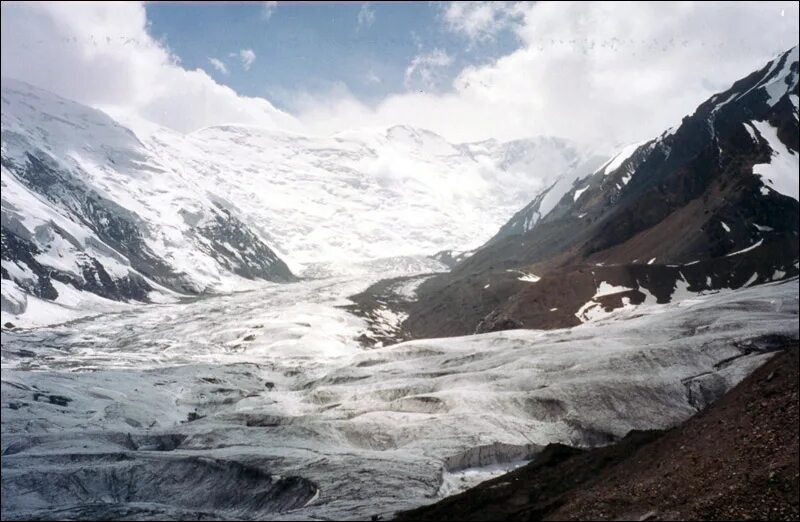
[{"left": 2, "top": 273, "right": 797, "bottom": 520}]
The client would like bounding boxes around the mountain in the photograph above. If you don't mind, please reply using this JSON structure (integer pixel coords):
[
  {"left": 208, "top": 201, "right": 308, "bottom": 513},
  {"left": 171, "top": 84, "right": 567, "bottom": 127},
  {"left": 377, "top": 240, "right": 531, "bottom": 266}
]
[
  {"left": 1, "top": 79, "right": 604, "bottom": 326},
  {"left": 1, "top": 79, "right": 296, "bottom": 325},
  {"left": 400, "top": 46, "right": 799, "bottom": 339},
  {"left": 125, "top": 123, "right": 605, "bottom": 276}
]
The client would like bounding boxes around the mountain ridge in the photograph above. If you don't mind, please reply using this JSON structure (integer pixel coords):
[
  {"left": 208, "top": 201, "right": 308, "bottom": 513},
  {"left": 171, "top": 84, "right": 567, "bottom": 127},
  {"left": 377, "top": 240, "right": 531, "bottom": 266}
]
[{"left": 393, "top": 46, "right": 799, "bottom": 340}]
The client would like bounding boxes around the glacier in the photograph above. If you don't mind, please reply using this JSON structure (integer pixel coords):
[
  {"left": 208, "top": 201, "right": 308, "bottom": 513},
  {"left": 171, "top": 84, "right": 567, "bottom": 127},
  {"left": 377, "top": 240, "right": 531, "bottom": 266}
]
[{"left": 2, "top": 271, "right": 797, "bottom": 520}]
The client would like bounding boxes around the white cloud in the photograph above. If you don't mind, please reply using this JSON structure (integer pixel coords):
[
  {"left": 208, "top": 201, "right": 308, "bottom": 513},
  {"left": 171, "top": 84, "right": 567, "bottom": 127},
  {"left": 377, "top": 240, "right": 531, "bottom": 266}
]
[
  {"left": 404, "top": 49, "right": 452, "bottom": 91},
  {"left": 237, "top": 48, "right": 256, "bottom": 71},
  {"left": 262, "top": 1, "right": 277, "bottom": 21},
  {"left": 208, "top": 57, "right": 228, "bottom": 75},
  {"left": 357, "top": 3, "right": 375, "bottom": 30},
  {"left": 298, "top": 1, "right": 800, "bottom": 148},
  {"left": 0, "top": 2, "right": 297, "bottom": 133},
  {"left": 442, "top": 1, "right": 524, "bottom": 43},
  {"left": 1, "top": 0, "right": 798, "bottom": 154}
]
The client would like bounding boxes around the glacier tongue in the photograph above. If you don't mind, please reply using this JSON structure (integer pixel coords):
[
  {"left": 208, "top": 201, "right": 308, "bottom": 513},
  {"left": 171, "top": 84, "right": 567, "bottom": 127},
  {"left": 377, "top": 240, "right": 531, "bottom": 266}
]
[{"left": 2, "top": 273, "right": 797, "bottom": 520}]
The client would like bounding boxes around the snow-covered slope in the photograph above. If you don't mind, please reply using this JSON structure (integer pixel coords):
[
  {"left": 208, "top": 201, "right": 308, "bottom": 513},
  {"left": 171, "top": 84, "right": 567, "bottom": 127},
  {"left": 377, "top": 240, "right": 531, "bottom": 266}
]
[
  {"left": 1, "top": 79, "right": 298, "bottom": 325},
  {"left": 128, "top": 122, "right": 603, "bottom": 274},
  {"left": 2, "top": 78, "right": 602, "bottom": 324}
]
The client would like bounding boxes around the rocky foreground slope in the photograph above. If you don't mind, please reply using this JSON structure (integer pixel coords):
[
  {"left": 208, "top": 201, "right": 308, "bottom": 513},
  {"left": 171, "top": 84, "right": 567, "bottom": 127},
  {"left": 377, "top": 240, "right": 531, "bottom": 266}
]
[
  {"left": 393, "top": 46, "right": 798, "bottom": 340},
  {"left": 397, "top": 343, "right": 799, "bottom": 521}
]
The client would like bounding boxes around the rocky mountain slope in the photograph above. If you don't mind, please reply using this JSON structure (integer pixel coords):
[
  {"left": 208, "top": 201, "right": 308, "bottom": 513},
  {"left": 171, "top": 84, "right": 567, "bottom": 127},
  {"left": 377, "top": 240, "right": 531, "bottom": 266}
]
[
  {"left": 400, "top": 46, "right": 799, "bottom": 340},
  {"left": 397, "top": 343, "right": 799, "bottom": 521},
  {"left": 1, "top": 79, "right": 605, "bottom": 326}
]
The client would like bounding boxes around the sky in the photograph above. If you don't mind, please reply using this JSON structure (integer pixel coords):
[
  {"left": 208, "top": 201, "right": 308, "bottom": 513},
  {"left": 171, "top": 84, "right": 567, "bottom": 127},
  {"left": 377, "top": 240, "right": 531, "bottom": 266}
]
[
  {"left": 1, "top": 1, "right": 799, "bottom": 149},
  {"left": 145, "top": 2, "right": 519, "bottom": 108}
]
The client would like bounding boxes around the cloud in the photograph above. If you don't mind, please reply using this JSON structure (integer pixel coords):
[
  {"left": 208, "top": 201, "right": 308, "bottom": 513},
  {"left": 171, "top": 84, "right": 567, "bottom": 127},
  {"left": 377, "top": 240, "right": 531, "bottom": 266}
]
[
  {"left": 1, "top": 0, "right": 798, "bottom": 153},
  {"left": 442, "top": 1, "right": 523, "bottom": 43},
  {"left": 262, "top": 1, "right": 277, "bottom": 21},
  {"left": 237, "top": 49, "right": 256, "bottom": 71},
  {"left": 298, "top": 1, "right": 800, "bottom": 148},
  {"left": 0, "top": 2, "right": 297, "bottom": 133},
  {"left": 208, "top": 57, "right": 228, "bottom": 75},
  {"left": 357, "top": 3, "right": 375, "bottom": 30},
  {"left": 404, "top": 49, "right": 452, "bottom": 91}
]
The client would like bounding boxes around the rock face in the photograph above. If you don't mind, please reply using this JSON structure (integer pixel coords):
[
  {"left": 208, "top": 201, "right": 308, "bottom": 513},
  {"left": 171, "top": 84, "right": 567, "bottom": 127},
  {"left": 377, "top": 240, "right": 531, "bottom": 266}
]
[
  {"left": 474, "top": 311, "right": 524, "bottom": 334},
  {"left": 1, "top": 79, "right": 296, "bottom": 318},
  {"left": 429, "top": 249, "right": 476, "bottom": 270},
  {"left": 405, "top": 47, "right": 800, "bottom": 339}
]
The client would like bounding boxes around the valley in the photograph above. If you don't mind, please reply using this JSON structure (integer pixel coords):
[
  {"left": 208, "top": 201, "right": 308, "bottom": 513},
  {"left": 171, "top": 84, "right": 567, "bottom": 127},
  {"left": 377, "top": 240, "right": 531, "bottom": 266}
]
[{"left": 1, "top": 19, "right": 798, "bottom": 522}]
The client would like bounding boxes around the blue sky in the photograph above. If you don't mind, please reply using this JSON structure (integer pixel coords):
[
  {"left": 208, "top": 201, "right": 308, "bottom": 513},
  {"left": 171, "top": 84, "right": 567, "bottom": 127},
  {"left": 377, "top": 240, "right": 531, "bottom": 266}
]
[{"left": 145, "top": 1, "right": 520, "bottom": 110}]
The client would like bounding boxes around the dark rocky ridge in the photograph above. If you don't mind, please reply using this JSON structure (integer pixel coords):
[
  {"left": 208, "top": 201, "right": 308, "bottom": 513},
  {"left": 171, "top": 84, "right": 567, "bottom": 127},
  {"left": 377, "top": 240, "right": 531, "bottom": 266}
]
[
  {"left": 396, "top": 344, "right": 800, "bottom": 521},
  {"left": 403, "top": 47, "right": 799, "bottom": 340},
  {"left": 429, "top": 249, "right": 475, "bottom": 270}
]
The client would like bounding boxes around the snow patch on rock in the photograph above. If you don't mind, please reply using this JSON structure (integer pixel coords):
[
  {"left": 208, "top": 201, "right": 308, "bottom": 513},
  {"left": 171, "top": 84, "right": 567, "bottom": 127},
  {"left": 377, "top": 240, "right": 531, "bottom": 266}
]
[{"left": 750, "top": 119, "right": 799, "bottom": 201}]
